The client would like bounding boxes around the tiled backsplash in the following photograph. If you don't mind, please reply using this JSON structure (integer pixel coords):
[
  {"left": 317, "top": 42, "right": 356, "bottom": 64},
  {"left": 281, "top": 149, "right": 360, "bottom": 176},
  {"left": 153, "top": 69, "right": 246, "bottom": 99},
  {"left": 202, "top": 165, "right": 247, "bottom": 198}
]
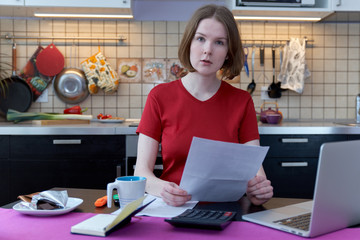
[{"left": 1, "top": 19, "right": 359, "bottom": 121}]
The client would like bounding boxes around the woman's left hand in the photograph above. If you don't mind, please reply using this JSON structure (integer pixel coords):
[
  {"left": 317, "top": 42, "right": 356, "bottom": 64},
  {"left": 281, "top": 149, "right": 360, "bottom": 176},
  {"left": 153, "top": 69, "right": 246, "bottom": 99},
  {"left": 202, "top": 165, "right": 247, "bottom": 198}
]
[{"left": 246, "top": 175, "right": 273, "bottom": 206}]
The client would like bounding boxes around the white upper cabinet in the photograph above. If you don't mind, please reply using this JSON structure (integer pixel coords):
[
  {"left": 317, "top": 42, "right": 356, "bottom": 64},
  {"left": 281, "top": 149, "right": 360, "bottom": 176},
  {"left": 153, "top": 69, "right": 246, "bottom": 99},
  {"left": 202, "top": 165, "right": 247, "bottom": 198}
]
[
  {"left": 224, "top": 0, "right": 333, "bottom": 21},
  {"left": 24, "top": 0, "right": 131, "bottom": 8},
  {"left": 0, "top": 0, "right": 132, "bottom": 18},
  {"left": 331, "top": 0, "right": 360, "bottom": 11},
  {"left": 0, "top": 0, "right": 24, "bottom": 6}
]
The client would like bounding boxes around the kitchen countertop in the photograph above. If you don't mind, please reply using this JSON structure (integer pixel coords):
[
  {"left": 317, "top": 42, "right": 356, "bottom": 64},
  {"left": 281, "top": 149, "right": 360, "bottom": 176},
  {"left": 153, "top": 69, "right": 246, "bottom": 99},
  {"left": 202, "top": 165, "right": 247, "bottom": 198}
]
[
  {"left": 0, "top": 120, "right": 139, "bottom": 135},
  {"left": 0, "top": 119, "right": 360, "bottom": 135}
]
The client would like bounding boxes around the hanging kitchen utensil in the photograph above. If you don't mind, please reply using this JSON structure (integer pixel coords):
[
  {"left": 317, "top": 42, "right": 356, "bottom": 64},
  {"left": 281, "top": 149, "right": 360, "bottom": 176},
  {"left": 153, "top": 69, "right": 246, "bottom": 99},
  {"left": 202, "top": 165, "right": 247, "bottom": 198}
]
[
  {"left": 0, "top": 43, "right": 33, "bottom": 118},
  {"left": 268, "top": 46, "right": 282, "bottom": 98},
  {"left": 256, "top": 45, "right": 269, "bottom": 86},
  {"left": 278, "top": 45, "right": 287, "bottom": 93},
  {"left": 243, "top": 47, "right": 249, "bottom": 78},
  {"left": 53, "top": 44, "right": 89, "bottom": 104},
  {"left": 246, "top": 46, "right": 256, "bottom": 95},
  {"left": 19, "top": 44, "right": 54, "bottom": 101},
  {"left": 36, "top": 43, "right": 65, "bottom": 77}
]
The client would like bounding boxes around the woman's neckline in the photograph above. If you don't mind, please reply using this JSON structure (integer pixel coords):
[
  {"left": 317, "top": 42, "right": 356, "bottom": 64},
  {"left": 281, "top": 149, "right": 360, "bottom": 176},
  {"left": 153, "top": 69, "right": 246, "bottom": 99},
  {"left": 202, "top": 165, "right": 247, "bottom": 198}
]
[{"left": 179, "top": 77, "right": 222, "bottom": 102}]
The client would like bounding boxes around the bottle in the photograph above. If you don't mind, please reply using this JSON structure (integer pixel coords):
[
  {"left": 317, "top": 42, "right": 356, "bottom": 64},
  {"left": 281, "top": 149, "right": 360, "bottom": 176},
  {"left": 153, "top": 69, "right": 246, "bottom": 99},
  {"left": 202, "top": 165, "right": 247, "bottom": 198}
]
[{"left": 356, "top": 94, "right": 360, "bottom": 123}]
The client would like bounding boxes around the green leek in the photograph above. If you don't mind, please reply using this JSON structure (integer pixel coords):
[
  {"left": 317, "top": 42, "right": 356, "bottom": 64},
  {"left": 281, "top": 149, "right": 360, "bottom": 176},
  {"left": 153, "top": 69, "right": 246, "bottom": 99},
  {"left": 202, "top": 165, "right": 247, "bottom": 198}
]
[{"left": 7, "top": 109, "right": 93, "bottom": 123}]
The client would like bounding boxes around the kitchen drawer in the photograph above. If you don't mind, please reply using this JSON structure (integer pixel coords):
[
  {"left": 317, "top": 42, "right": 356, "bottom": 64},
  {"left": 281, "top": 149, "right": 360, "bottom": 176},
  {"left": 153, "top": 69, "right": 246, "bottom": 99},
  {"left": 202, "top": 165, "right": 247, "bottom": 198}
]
[
  {"left": 263, "top": 157, "right": 318, "bottom": 198},
  {"left": 10, "top": 135, "right": 125, "bottom": 159},
  {"left": 260, "top": 135, "right": 347, "bottom": 158},
  {"left": 347, "top": 135, "right": 360, "bottom": 140},
  {"left": 0, "top": 136, "right": 9, "bottom": 158}
]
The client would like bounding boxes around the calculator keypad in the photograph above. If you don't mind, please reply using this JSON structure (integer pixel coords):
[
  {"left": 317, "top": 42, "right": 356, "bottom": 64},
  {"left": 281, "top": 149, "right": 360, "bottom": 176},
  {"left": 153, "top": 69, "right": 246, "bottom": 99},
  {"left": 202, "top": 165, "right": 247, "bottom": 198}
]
[{"left": 165, "top": 209, "right": 236, "bottom": 230}]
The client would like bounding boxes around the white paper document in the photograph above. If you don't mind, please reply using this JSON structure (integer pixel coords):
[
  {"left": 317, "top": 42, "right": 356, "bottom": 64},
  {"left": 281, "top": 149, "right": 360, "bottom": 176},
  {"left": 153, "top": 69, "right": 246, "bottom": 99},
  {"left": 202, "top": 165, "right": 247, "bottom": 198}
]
[
  {"left": 179, "top": 137, "right": 269, "bottom": 202},
  {"left": 111, "top": 195, "right": 198, "bottom": 218}
]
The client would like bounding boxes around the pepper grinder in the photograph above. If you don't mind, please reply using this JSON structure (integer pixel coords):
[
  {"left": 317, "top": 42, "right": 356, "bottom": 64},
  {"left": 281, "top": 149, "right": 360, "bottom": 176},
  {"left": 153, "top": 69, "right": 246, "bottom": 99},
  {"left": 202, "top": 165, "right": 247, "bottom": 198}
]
[{"left": 356, "top": 94, "right": 360, "bottom": 123}]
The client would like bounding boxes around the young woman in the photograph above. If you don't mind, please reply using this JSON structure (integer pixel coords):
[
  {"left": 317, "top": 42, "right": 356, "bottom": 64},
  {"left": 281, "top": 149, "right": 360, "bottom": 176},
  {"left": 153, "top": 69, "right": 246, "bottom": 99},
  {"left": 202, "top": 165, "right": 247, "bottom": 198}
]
[{"left": 134, "top": 4, "right": 273, "bottom": 207}]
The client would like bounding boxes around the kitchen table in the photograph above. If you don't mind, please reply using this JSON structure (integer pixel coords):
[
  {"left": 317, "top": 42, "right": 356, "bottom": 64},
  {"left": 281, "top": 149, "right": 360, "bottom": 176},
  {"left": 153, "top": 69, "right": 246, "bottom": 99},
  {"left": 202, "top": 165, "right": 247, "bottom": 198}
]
[{"left": 1, "top": 188, "right": 360, "bottom": 240}]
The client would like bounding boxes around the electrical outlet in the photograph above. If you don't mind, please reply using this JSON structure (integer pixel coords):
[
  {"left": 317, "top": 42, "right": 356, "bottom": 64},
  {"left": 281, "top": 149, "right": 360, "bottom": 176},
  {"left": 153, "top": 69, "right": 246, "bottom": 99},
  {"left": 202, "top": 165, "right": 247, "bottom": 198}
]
[{"left": 261, "top": 86, "right": 271, "bottom": 100}]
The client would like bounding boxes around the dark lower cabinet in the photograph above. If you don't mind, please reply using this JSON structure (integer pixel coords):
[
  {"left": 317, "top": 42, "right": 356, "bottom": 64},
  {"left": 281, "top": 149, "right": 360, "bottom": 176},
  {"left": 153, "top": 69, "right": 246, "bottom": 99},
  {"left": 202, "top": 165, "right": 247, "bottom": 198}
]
[
  {"left": 260, "top": 134, "right": 348, "bottom": 199},
  {"left": 348, "top": 135, "right": 360, "bottom": 140},
  {"left": 7, "top": 135, "right": 125, "bottom": 203},
  {"left": 0, "top": 136, "right": 10, "bottom": 206},
  {"left": 262, "top": 157, "right": 318, "bottom": 198}
]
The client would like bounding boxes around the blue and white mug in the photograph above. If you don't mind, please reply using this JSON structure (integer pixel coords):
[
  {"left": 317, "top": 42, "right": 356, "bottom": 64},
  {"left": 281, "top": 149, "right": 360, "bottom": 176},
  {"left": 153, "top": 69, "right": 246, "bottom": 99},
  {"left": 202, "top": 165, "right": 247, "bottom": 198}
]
[{"left": 107, "top": 176, "right": 146, "bottom": 208}]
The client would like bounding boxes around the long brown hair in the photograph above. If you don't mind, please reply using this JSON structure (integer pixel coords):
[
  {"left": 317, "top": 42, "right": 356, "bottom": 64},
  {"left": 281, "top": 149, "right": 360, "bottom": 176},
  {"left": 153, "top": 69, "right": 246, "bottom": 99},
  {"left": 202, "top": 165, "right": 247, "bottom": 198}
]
[{"left": 178, "top": 4, "right": 244, "bottom": 80}]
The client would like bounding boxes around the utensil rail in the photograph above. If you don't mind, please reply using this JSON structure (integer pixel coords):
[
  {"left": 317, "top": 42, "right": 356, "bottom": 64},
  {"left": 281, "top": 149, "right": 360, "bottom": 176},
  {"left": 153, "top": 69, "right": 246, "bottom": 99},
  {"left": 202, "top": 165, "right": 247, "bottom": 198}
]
[
  {"left": 2, "top": 34, "right": 126, "bottom": 42},
  {"left": 242, "top": 37, "right": 313, "bottom": 48}
]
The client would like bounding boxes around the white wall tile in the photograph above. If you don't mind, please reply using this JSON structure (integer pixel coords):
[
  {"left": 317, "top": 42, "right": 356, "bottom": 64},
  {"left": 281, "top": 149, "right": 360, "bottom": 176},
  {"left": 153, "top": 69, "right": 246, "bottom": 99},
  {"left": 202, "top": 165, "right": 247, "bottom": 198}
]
[
  {"left": 154, "top": 33, "right": 166, "bottom": 46},
  {"left": 312, "top": 108, "right": 324, "bottom": 119},
  {"left": 154, "top": 21, "right": 166, "bottom": 33},
  {"left": 155, "top": 46, "right": 166, "bottom": 58},
  {"left": 118, "top": 96, "right": 129, "bottom": 108},
  {"left": 142, "top": 46, "right": 154, "bottom": 58},
  {"left": 129, "top": 22, "right": 142, "bottom": 33},
  {"left": 105, "top": 96, "right": 117, "bottom": 108},
  {"left": 336, "top": 23, "right": 348, "bottom": 35},
  {"left": 167, "top": 22, "right": 179, "bottom": 34},
  {"left": 2, "top": 19, "right": 360, "bottom": 122},
  {"left": 142, "top": 22, "right": 153, "bottom": 33},
  {"left": 142, "top": 33, "right": 154, "bottom": 45}
]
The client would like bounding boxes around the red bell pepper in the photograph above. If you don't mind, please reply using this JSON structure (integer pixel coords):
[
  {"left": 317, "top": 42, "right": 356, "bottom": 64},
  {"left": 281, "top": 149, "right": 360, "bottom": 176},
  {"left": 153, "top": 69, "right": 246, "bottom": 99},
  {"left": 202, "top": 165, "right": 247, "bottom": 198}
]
[{"left": 64, "top": 106, "right": 88, "bottom": 114}]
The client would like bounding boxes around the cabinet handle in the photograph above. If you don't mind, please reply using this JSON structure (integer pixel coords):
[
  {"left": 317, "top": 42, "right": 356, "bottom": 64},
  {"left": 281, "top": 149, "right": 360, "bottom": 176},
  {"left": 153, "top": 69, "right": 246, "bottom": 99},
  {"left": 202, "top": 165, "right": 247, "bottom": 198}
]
[
  {"left": 53, "top": 139, "right": 82, "bottom": 144},
  {"left": 281, "top": 138, "right": 308, "bottom": 143},
  {"left": 132, "top": 164, "right": 163, "bottom": 170},
  {"left": 281, "top": 162, "right": 308, "bottom": 167},
  {"left": 154, "top": 164, "right": 163, "bottom": 170},
  {"left": 336, "top": 0, "right": 341, "bottom": 6},
  {"left": 116, "top": 165, "right": 122, "bottom": 177}
]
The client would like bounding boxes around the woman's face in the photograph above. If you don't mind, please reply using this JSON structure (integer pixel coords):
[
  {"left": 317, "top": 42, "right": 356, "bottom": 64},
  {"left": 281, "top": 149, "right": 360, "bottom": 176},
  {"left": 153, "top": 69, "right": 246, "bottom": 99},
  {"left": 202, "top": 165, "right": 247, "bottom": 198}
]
[{"left": 189, "top": 17, "right": 229, "bottom": 77}]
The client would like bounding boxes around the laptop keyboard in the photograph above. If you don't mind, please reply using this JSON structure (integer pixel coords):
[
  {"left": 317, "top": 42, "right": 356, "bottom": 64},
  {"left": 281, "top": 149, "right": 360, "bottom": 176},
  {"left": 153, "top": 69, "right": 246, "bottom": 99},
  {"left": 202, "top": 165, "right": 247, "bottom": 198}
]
[{"left": 273, "top": 213, "right": 311, "bottom": 231}]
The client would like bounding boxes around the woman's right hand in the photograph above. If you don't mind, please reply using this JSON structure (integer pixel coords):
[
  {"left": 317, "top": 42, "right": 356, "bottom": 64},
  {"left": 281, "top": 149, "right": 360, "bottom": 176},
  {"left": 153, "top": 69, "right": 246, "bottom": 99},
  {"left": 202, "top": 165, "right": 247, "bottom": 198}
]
[{"left": 160, "top": 182, "right": 192, "bottom": 207}]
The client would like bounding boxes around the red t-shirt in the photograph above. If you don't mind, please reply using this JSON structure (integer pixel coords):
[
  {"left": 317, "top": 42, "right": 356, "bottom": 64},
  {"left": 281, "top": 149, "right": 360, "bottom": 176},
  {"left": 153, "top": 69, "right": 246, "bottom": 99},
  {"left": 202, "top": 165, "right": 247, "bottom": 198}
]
[{"left": 136, "top": 79, "right": 259, "bottom": 185}]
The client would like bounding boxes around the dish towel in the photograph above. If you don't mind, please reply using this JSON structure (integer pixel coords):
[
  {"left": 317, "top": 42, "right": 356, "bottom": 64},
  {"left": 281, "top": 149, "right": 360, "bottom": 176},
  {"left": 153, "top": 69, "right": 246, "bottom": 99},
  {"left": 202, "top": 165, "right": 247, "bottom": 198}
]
[{"left": 278, "top": 37, "right": 311, "bottom": 94}]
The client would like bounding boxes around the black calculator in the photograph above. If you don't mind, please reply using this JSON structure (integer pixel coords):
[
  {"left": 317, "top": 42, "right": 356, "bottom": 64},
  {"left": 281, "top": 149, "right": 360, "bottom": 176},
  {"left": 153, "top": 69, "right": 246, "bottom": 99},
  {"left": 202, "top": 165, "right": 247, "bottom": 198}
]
[{"left": 164, "top": 209, "right": 236, "bottom": 230}]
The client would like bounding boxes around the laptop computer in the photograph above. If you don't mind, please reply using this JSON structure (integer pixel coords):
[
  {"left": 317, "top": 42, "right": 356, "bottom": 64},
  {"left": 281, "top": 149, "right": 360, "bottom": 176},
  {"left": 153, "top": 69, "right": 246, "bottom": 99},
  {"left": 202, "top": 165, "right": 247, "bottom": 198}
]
[{"left": 242, "top": 139, "right": 360, "bottom": 237}]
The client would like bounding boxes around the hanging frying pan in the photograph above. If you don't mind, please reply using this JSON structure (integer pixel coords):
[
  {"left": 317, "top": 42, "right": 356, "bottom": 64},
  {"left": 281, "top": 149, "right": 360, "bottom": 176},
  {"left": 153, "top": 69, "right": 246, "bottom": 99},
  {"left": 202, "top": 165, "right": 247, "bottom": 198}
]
[{"left": 0, "top": 43, "right": 33, "bottom": 118}]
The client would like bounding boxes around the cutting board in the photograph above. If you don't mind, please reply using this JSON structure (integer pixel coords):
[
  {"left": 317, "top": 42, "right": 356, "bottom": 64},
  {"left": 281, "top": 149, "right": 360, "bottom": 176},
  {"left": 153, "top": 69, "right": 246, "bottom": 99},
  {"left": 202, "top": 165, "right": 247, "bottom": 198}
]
[{"left": 33, "top": 120, "right": 90, "bottom": 125}]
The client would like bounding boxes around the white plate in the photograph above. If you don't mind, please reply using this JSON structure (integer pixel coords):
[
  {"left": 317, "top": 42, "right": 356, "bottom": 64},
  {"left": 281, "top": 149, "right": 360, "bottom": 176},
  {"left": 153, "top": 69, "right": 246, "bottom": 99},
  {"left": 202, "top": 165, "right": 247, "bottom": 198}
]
[
  {"left": 98, "top": 119, "right": 124, "bottom": 123},
  {"left": 13, "top": 197, "right": 83, "bottom": 216}
]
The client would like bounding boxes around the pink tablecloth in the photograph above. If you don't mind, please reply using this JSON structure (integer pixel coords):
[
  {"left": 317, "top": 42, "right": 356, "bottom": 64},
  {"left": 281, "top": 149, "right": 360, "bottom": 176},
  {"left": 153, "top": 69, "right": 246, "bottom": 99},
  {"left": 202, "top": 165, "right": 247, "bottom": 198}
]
[{"left": 0, "top": 208, "right": 359, "bottom": 240}]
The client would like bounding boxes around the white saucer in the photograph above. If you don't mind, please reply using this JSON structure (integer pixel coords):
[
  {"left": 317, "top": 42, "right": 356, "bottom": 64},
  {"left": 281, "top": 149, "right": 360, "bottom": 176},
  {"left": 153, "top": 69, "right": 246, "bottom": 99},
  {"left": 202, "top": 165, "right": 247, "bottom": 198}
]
[{"left": 13, "top": 197, "right": 83, "bottom": 216}]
